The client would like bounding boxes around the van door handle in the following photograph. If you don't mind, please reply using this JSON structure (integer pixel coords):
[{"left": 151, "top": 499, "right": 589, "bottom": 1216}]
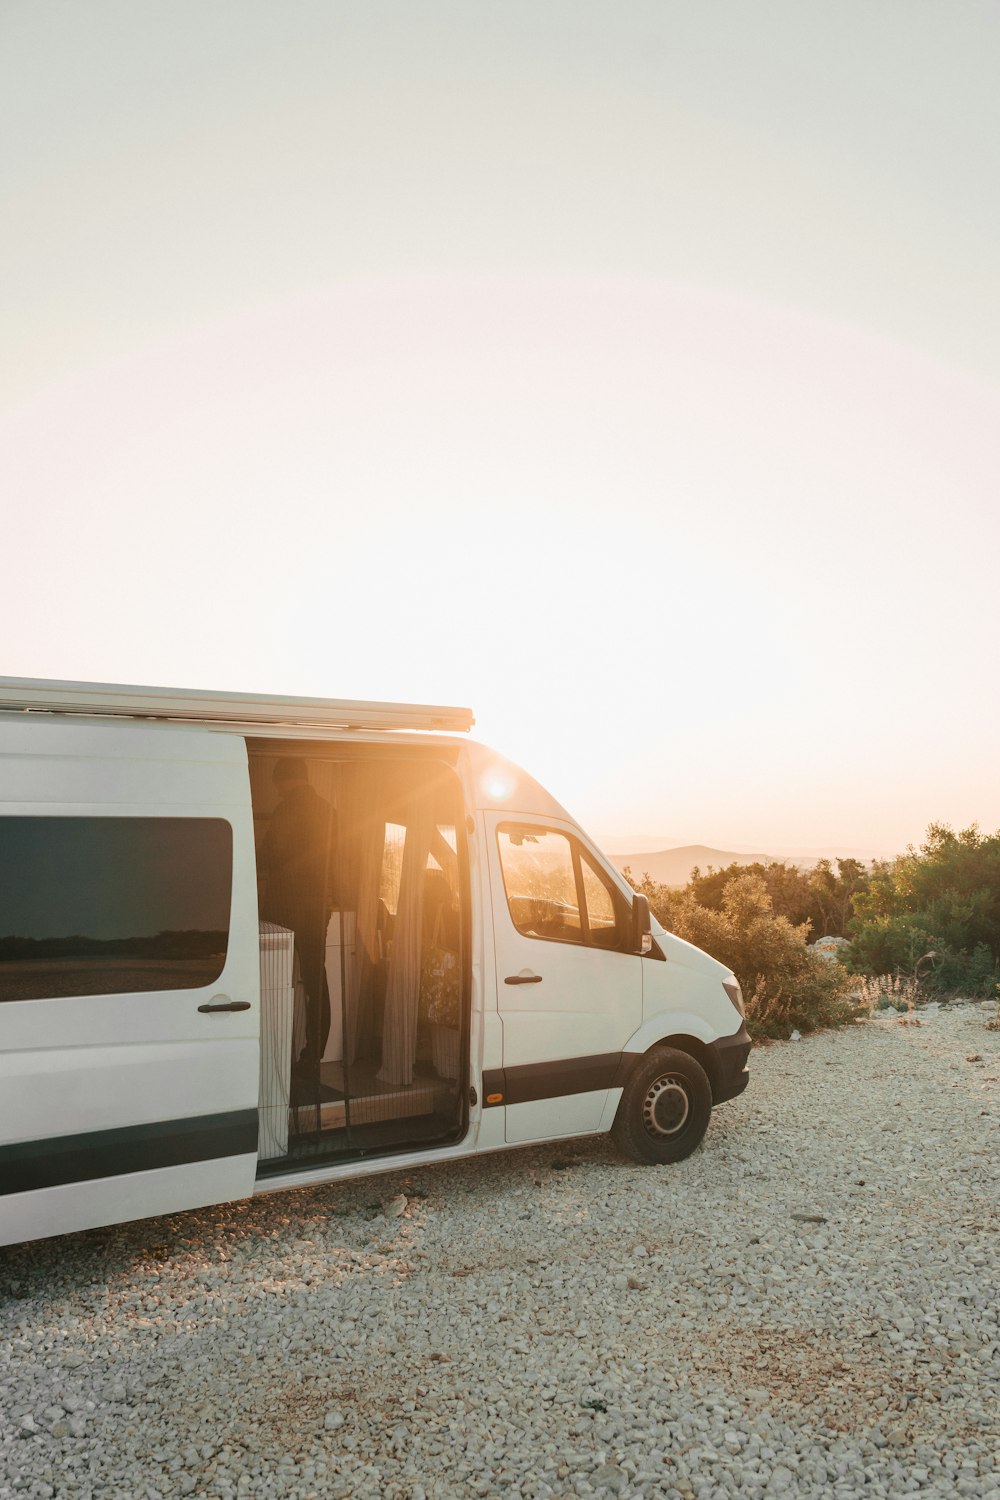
[
  {"left": 198, "top": 999, "right": 252, "bottom": 1013},
  {"left": 505, "top": 972, "right": 542, "bottom": 985}
]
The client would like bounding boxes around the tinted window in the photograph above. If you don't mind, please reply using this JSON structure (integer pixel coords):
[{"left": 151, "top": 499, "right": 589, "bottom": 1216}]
[{"left": 0, "top": 817, "right": 233, "bottom": 1002}]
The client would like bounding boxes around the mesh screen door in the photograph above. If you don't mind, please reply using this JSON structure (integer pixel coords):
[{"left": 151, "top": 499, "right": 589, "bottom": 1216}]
[{"left": 250, "top": 749, "right": 467, "bottom": 1166}]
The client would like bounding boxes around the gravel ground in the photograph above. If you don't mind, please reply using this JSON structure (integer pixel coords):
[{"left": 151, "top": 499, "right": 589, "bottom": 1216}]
[{"left": 2, "top": 1004, "right": 998, "bottom": 1500}]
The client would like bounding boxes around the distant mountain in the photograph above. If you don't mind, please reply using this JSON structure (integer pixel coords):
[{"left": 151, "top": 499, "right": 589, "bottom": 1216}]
[
  {"left": 608, "top": 845, "right": 774, "bottom": 889},
  {"left": 596, "top": 834, "right": 684, "bottom": 855}
]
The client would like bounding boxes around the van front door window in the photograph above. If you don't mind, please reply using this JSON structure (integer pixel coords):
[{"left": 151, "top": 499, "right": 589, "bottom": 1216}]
[{"left": 496, "top": 826, "right": 624, "bottom": 951}]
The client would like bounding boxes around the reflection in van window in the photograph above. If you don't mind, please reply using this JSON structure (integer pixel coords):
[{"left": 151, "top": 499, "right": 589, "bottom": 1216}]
[
  {"left": 498, "top": 826, "right": 624, "bottom": 950},
  {"left": 497, "top": 827, "right": 583, "bottom": 943},
  {"left": 580, "top": 850, "right": 620, "bottom": 947},
  {"left": 0, "top": 817, "right": 233, "bottom": 1003}
]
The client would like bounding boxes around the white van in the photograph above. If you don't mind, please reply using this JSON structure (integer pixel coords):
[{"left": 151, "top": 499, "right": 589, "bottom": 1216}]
[{"left": 0, "top": 678, "right": 750, "bottom": 1246}]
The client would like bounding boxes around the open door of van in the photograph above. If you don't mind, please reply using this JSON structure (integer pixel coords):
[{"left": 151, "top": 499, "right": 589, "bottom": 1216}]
[{"left": 0, "top": 719, "right": 260, "bottom": 1246}]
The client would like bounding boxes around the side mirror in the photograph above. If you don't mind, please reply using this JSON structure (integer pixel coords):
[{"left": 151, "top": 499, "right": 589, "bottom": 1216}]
[{"left": 631, "top": 892, "right": 653, "bottom": 955}]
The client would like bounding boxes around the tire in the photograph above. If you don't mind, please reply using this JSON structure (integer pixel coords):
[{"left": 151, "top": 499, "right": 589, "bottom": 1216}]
[{"left": 611, "top": 1046, "right": 712, "bottom": 1165}]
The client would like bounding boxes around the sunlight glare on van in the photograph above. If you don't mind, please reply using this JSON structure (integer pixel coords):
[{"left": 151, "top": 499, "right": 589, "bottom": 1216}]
[{"left": 482, "top": 767, "right": 515, "bottom": 801}]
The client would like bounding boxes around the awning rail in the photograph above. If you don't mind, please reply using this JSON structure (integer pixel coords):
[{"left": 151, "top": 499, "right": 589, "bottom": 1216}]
[{"left": 0, "top": 677, "right": 474, "bottom": 734}]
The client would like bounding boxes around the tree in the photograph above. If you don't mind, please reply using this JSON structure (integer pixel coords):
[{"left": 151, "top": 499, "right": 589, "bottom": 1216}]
[
  {"left": 687, "top": 857, "right": 870, "bottom": 939},
  {"left": 849, "top": 824, "right": 1000, "bottom": 997},
  {"left": 630, "top": 869, "right": 859, "bottom": 1039}
]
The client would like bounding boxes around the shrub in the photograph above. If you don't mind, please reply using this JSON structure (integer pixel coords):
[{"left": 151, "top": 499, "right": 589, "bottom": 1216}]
[
  {"left": 926, "top": 942, "right": 999, "bottom": 999},
  {"left": 854, "top": 972, "right": 920, "bottom": 1013},
  {"left": 632, "top": 870, "right": 860, "bottom": 1040},
  {"left": 849, "top": 824, "right": 1000, "bottom": 998},
  {"left": 689, "top": 857, "right": 870, "bottom": 939}
]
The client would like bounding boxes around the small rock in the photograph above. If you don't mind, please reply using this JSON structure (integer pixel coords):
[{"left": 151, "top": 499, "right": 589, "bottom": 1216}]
[
  {"left": 324, "top": 1410, "right": 345, "bottom": 1430},
  {"left": 590, "top": 1462, "right": 626, "bottom": 1492},
  {"left": 17, "top": 1415, "right": 39, "bottom": 1438},
  {"left": 386, "top": 1193, "right": 408, "bottom": 1217}
]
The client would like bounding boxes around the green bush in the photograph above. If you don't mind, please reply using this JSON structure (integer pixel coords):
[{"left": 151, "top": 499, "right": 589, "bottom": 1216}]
[
  {"left": 849, "top": 824, "right": 1000, "bottom": 998},
  {"left": 689, "top": 857, "right": 870, "bottom": 939},
  {"left": 925, "top": 942, "right": 998, "bottom": 999},
  {"left": 631, "top": 870, "right": 860, "bottom": 1040}
]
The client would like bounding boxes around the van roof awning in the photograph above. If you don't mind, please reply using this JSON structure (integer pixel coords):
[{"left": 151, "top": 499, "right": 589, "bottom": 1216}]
[{"left": 0, "top": 677, "right": 474, "bottom": 734}]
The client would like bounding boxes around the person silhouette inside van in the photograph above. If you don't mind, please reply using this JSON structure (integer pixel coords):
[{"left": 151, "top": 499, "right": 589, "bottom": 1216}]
[{"left": 260, "top": 757, "right": 337, "bottom": 1090}]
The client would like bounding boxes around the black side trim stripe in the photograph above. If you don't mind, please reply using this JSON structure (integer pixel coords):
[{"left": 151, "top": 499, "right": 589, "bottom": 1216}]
[
  {"left": 481, "top": 1068, "right": 505, "bottom": 1105},
  {"left": 482, "top": 1053, "right": 627, "bottom": 1108},
  {"left": 0, "top": 1109, "right": 258, "bottom": 1197}
]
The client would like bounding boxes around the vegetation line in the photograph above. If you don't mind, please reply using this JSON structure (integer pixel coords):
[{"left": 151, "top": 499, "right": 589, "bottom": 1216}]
[{"left": 626, "top": 824, "right": 1000, "bottom": 1040}]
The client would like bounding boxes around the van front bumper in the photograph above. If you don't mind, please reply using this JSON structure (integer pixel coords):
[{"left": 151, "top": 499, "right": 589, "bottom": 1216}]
[{"left": 708, "top": 1022, "right": 751, "bottom": 1105}]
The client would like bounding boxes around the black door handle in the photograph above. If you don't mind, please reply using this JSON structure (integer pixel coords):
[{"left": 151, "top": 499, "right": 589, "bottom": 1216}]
[
  {"left": 504, "top": 974, "right": 543, "bottom": 985},
  {"left": 198, "top": 1000, "right": 252, "bottom": 1013}
]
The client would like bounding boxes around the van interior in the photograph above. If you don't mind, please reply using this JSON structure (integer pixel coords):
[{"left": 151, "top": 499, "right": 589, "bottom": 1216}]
[{"left": 248, "top": 743, "right": 468, "bottom": 1172}]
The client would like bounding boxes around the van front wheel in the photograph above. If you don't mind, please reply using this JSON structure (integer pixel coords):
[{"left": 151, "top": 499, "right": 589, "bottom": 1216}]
[{"left": 612, "top": 1047, "right": 712, "bottom": 1164}]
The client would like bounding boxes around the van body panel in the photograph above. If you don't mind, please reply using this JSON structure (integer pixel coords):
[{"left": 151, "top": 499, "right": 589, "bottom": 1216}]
[
  {"left": 251, "top": 1128, "right": 595, "bottom": 1196},
  {"left": 0, "top": 1037, "right": 259, "bottom": 1139},
  {"left": 499, "top": 1087, "right": 612, "bottom": 1143},
  {"left": 624, "top": 1008, "right": 721, "bottom": 1055},
  {"left": 641, "top": 935, "right": 741, "bottom": 1039},
  {"left": 484, "top": 810, "right": 643, "bottom": 1143},
  {"left": 1, "top": 1154, "right": 259, "bottom": 1244},
  {"left": 0, "top": 716, "right": 251, "bottom": 806},
  {"left": 0, "top": 718, "right": 260, "bottom": 1245},
  {"left": 657, "top": 928, "right": 736, "bottom": 982},
  {"left": 463, "top": 745, "right": 577, "bottom": 824}
]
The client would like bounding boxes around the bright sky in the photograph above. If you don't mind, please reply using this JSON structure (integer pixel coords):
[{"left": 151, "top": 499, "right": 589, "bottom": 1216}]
[{"left": 2, "top": 2, "right": 998, "bottom": 855}]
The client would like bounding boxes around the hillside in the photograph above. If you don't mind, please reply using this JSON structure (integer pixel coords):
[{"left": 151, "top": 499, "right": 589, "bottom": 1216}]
[{"left": 608, "top": 845, "right": 773, "bottom": 889}]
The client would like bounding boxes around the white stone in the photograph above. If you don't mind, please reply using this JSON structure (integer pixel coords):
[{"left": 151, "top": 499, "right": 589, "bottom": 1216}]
[{"left": 1, "top": 1008, "right": 997, "bottom": 1500}]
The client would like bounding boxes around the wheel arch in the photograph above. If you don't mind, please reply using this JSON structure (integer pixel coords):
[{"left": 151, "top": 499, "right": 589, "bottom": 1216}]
[{"left": 617, "top": 1032, "right": 721, "bottom": 1104}]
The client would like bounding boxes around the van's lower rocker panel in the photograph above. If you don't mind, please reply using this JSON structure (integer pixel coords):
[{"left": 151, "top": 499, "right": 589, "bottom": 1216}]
[
  {"left": 0, "top": 1110, "right": 259, "bottom": 1197},
  {"left": 0, "top": 1154, "right": 259, "bottom": 1248}
]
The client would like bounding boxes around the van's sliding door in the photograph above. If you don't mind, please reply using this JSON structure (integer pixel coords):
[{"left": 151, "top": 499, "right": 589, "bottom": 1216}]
[{"left": 0, "top": 719, "right": 260, "bottom": 1246}]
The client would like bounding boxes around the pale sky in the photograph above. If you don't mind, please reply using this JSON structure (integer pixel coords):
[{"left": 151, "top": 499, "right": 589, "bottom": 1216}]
[{"left": 2, "top": 2, "right": 999, "bottom": 854}]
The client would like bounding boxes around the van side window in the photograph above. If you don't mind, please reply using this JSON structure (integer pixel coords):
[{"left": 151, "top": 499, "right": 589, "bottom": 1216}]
[
  {"left": 497, "top": 826, "right": 625, "bottom": 951},
  {"left": 497, "top": 827, "right": 582, "bottom": 943},
  {"left": 580, "top": 849, "right": 620, "bottom": 949},
  {"left": 0, "top": 817, "right": 233, "bottom": 1003}
]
